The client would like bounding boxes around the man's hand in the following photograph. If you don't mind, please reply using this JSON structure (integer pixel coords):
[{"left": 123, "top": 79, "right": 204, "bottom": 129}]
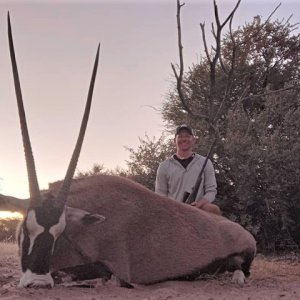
[
  {"left": 191, "top": 199, "right": 222, "bottom": 216},
  {"left": 190, "top": 199, "right": 210, "bottom": 209}
]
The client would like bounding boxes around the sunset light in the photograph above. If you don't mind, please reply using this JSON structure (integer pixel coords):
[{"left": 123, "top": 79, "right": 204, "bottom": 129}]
[{"left": 0, "top": 211, "right": 23, "bottom": 220}]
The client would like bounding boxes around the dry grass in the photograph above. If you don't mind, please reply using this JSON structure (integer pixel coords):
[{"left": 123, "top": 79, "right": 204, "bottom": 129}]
[
  {"left": 0, "top": 242, "right": 18, "bottom": 257},
  {"left": 252, "top": 253, "right": 300, "bottom": 281}
]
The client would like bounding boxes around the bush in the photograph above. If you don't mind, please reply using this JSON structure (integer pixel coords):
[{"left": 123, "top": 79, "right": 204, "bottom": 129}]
[{"left": 0, "top": 218, "right": 20, "bottom": 242}]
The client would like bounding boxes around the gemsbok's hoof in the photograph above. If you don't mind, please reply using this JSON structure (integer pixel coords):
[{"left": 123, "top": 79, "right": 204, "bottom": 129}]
[
  {"left": 18, "top": 273, "right": 54, "bottom": 289},
  {"left": 231, "top": 270, "right": 245, "bottom": 287}
]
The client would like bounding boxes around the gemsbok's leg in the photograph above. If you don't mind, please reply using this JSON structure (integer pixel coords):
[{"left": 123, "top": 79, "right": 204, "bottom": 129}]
[{"left": 228, "top": 255, "right": 246, "bottom": 286}]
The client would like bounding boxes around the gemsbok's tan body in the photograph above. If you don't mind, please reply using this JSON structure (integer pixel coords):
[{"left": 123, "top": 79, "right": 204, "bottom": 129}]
[
  {"left": 1, "top": 174, "right": 256, "bottom": 286},
  {"left": 5, "top": 13, "right": 256, "bottom": 289},
  {"left": 50, "top": 175, "right": 256, "bottom": 285}
]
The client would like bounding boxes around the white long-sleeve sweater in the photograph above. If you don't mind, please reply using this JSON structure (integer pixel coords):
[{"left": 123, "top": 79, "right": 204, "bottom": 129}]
[{"left": 155, "top": 154, "right": 217, "bottom": 203}]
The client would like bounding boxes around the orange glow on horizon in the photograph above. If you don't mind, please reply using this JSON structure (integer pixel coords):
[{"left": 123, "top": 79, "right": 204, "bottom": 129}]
[{"left": 0, "top": 211, "right": 23, "bottom": 220}]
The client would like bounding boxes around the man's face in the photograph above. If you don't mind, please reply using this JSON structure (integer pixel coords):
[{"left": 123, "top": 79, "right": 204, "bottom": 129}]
[{"left": 175, "top": 130, "right": 195, "bottom": 152}]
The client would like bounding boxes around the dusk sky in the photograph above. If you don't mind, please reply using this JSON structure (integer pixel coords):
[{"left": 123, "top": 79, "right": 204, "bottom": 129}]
[{"left": 0, "top": 0, "right": 299, "bottom": 198}]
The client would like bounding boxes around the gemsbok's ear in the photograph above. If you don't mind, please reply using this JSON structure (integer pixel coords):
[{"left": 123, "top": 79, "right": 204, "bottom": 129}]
[
  {"left": 82, "top": 213, "right": 106, "bottom": 225},
  {"left": 65, "top": 206, "right": 105, "bottom": 226}
]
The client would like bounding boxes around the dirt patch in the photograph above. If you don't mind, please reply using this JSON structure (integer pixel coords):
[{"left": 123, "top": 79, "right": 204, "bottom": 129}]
[{"left": 0, "top": 249, "right": 299, "bottom": 300}]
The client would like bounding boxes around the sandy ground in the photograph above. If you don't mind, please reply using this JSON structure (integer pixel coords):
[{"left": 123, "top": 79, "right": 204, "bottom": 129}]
[{"left": 0, "top": 245, "right": 299, "bottom": 300}]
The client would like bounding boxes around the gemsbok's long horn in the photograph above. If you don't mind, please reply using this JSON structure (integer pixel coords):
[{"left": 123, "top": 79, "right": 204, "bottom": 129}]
[
  {"left": 8, "top": 11, "right": 100, "bottom": 211},
  {"left": 8, "top": 12, "right": 41, "bottom": 207},
  {"left": 55, "top": 44, "right": 100, "bottom": 210}
]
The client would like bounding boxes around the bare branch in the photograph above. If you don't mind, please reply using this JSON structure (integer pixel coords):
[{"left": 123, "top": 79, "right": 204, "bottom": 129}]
[
  {"left": 220, "top": 0, "right": 241, "bottom": 30},
  {"left": 171, "top": 63, "right": 179, "bottom": 81},
  {"left": 211, "top": 0, "right": 241, "bottom": 67},
  {"left": 248, "top": 85, "right": 300, "bottom": 99},
  {"left": 200, "top": 22, "right": 212, "bottom": 64},
  {"left": 171, "top": 62, "right": 193, "bottom": 115},
  {"left": 176, "top": 0, "right": 185, "bottom": 83},
  {"left": 212, "top": 1, "right": 283, "bottom": 125},
  {"left": 172, "top": 0, "right": 192, "bottom": 115},
  {"left": 213, "top": 0, "right": 220, "bottom": 28},
  {"left": 172, "top": 0, "right": 212, "bottom": 122},
  {"left": 198, "top": 0, "right": 242, "bottom": 128},
  {"left": 220, "top": 14, "right": 235, "bottom": 75},
  {"left": 211, "top": 22, "right": 217, "bottom": 40},
  {"left": 265, "top": 3, "right": 281, "bottom": 23}
]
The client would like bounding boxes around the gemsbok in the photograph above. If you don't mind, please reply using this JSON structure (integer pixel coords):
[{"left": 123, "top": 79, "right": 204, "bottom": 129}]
[{"left": 6, "top": 13, "right": 256, "bottom": 289}]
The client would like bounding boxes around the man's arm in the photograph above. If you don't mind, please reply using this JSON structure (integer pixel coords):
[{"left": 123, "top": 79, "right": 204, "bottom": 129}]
[
  {"left": 184, "top": 157, "right": 217, "bottom": 204},
  {"left": 155, "top": 163, "right": 168, "bottom": 197},
  {"left": 191, "top": 160, "right": 220, "bottom": 214},
  {"left": 201, "top": 158, "right": 217, "bottom": 202}
]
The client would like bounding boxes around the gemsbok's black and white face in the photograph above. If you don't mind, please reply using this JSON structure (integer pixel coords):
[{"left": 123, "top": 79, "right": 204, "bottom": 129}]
[
  {"left": 7, "top": 12, "right": 100, "bottom": 288},
  {"left": 18, "top": 200, "right": 66, "bottom": 287}
]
